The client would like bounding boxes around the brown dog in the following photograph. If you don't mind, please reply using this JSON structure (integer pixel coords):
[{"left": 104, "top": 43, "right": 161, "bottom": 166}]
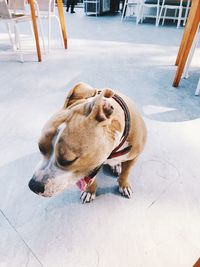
[{"left": 29, "top": 83, "right": 147, "bottom": 203}]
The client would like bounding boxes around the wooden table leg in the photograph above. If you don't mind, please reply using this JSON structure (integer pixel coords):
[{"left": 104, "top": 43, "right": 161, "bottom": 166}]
[
  {"left": 173, "top": 2, "right": 200, "bottom": 87},
  {"left": 175, "top": 0, "right": 199, "bottom": 66},
  {"left": 29, "top": 0, "right": 42, "bottom": 62},
  {"left": 57, "top": 0, "right": 68, "bottom": 49}
]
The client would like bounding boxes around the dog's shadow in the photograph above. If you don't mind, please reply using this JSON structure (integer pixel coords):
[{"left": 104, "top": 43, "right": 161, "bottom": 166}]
[{"left": 96, "top": 165, "right": 120, "bottom": 196}]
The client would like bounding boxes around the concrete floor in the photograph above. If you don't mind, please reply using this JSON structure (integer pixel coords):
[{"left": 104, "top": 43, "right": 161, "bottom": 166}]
[{"left": 0, "top": 9, "right": 200, "bottom": 267}]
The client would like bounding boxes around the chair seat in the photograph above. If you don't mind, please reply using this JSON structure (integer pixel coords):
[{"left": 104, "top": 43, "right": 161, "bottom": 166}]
[
  {"left": 11, "top": 14, "right": 32, "bottom": 22},
  {"left": 0, "top": 14, "right": 31, "bottom": 22}
]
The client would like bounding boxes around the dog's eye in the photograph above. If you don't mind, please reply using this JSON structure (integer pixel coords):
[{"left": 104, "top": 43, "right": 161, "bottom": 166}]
[
  {"left": 57, "top": 156, "right": 78, "bottom": 167},
  {"left": 39, "top": 143, "right": 48, "bottom": 155}
]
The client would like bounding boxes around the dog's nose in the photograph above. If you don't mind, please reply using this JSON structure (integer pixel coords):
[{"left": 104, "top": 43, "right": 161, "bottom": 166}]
[{"left": 28, "top": 178, "right": 45, "bottom": 194}]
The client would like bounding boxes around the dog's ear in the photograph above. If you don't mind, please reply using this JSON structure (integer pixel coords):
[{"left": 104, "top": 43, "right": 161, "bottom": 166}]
[
  {"left": 63, "top": 83, "right": 97, "bottom": 108},
  {"left": 87, "top": 88, "right": 114, "bottom": 122}
]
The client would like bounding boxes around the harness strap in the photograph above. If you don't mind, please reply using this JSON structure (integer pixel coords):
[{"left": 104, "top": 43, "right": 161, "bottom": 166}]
[
  {"left": 108, "top": 94, "right": 131, "bottom": 159},
  {"left": 108, "top": 145, "right": 132, "bottom": 159}
]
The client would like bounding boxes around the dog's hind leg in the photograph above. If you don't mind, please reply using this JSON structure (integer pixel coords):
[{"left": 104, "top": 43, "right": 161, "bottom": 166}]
[
  {"left": 80, "top": 178, "right": 97, "bottom": 204},
  {"left": 118, "top": 157, "right": 138, "bottom": 198}
]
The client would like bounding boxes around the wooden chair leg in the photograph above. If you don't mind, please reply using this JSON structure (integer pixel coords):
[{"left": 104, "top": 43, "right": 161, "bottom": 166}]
[
  {"left": 29, "top": 0, "right": 42, "bottom": 62},
  {"left": 193, "top": 258, "right": 200, "bottom": 267},
  {"left": 175, "top": 0, "right": 199, "bottom": 66},
  {"left": 57, "top": 0, "right": 68, "bottom": 49},
  {"left": 173, "top": 10, "right": 200, "bottom": 87}
]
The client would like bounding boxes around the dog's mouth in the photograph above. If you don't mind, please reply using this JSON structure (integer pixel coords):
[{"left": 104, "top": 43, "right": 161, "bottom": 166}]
[{"left": 28, "top": 167, "right": 78, "bottom": 197}]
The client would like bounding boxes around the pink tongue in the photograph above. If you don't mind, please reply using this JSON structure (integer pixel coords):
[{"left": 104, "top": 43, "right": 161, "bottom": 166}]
[
  {"left": 76, "top": 177, "right": 94, "bottom": 191},
  {"left": 76, "top": 178, "right": 88, "bottom": 191}
]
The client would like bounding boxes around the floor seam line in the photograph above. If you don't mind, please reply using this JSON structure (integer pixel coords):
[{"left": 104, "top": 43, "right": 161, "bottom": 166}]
[{"left": 0, "top": 209, "right": 44, "bottom": 267}]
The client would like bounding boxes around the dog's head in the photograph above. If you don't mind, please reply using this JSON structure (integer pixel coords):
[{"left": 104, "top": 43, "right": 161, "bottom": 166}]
[{"left": 29, "top": 83, "right": 122, "bottom": 197}]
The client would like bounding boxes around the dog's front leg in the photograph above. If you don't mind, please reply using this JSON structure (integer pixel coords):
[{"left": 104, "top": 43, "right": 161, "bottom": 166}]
[
  {"left": 118, "top": 157, "right": 138, "bottom": 198},
  {"left": 80, "top": 178, "right": 97, "bottom": 204}
]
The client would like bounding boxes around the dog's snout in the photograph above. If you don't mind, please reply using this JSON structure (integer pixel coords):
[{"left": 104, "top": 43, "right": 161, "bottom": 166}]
[{"left": 28, "top": 178, "right": 45, "bottom": 194}]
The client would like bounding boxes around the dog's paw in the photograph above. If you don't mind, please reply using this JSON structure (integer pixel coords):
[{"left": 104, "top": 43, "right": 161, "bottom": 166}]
[
  {"left": 80, "top": 191, "right": 96, "bottom": 204},
  {"left": 119, "top": 186, "right": 133, "bottom": 198},
  {"left": 110, "top": 163, "right": 122, "bottom": 176}
]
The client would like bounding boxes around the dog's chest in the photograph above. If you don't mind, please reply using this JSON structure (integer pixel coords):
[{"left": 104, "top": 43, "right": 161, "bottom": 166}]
[{"left": 105, "top": 141, "right": 130, "bottom": 167}]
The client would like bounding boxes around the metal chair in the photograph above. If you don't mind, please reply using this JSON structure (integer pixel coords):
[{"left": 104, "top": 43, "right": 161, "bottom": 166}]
[
  {"left": 157, "top": 0, "right": 184, "bottom": 28},
  {"left": 121, "top": 0, "right": 140, "bottom": 21},
  {"left": 0, "top": 0, "right": 45, "bottom": 62},
  {"left": 196, "top": 78, "right": 200, "bottom": 96},
  {"left": 34, "top": 0, "right": 63, "bottom": 52},
  {"left": 136, "top": 0, "right": 160, "bottom": 26},
  {"left": 8, "top": 0, "right": 25, "bottom": 14},
  {"left": 183, "top": 0, "right": 191, "bottom": 26},
  {"left": 83, "top": 0, "right": 100, "bottom": 16}
]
